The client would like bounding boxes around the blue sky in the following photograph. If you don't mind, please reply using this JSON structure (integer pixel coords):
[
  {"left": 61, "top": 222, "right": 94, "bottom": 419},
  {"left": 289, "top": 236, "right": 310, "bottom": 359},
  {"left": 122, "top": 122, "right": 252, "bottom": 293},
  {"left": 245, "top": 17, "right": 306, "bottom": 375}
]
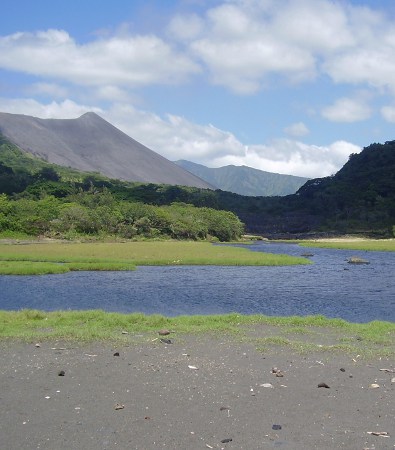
[{"left": 1, "top": 0, "right": 395, "bottom": 177}]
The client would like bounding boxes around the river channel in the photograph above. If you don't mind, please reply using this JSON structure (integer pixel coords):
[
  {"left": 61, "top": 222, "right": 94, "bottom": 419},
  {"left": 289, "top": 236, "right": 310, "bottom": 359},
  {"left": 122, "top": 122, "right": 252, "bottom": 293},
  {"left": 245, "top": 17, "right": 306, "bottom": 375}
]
[{"left": 0, "top": 242, "right": 394, "bottom": 322}]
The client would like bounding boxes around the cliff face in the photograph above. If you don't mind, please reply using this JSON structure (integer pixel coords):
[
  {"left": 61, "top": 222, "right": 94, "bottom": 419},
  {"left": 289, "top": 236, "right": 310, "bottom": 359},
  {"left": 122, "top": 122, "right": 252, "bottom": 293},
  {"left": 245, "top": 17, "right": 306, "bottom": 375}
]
[{"left": 0, "top": 112, "right": 213, "bottom": 189}]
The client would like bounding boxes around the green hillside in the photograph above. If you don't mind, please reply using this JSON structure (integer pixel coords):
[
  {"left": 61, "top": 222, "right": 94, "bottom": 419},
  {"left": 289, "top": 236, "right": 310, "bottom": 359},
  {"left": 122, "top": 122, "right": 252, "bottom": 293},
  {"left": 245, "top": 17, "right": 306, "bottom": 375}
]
[{"left": 1, "top": 135, "right": 394, "bottom": 238}]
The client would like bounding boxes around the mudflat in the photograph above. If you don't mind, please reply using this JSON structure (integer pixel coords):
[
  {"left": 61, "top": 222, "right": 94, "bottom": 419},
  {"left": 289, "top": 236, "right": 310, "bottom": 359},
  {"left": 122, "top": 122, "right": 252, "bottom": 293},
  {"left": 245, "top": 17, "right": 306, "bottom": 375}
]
[{"left": 0, "top": 332, "right": 394, "bottom": 450}]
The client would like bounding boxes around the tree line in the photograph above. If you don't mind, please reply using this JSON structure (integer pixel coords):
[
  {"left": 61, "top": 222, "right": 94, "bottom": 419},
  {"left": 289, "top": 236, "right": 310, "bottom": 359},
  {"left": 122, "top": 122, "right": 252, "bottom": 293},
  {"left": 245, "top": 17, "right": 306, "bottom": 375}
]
[{"left": 0, "top": 189, "right": 244, "bottom": 241}]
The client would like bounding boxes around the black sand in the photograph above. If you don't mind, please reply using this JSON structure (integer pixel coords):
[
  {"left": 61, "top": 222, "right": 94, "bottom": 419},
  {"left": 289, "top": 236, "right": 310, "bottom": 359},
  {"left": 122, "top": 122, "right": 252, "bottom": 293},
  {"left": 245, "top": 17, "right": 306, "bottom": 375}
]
[{"left": 0, "top": 333, "right": 394, "bottom": 449}]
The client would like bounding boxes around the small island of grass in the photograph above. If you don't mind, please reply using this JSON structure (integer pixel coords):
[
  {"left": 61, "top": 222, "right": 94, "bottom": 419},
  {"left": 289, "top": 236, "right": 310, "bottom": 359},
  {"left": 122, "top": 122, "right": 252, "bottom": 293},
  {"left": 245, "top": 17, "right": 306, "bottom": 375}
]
[{"left": 0, "top": 240, "right": 311, "bottom": 275}]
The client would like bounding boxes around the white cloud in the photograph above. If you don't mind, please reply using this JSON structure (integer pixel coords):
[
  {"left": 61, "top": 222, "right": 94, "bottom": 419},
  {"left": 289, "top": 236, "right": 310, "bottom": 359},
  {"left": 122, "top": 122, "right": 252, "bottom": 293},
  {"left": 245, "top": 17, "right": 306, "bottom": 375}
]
[
  {"left": 0, "top": 29, "right": 200, "bottom": 88},
  {"left": 167, "top": 13, "right": 204, "bottom": 40},
  {"left": 170, "top": 0, "right": 395, "bottom": 97},
  {"left": 321, "top": 97, "right": 372, "bottom": 122},
  {"left": 1, "top": 1, "right": 395, "bottom": 101},
  {"left": 273, "top": 0, "right": 355, "bottom": 52},
  {"left": 284, "top": 122, "right": 309, "bottom": 137},
  {"left": 105, "top": 103, "right": 245, "bottom": 162},
  {"left": 213, "top": 139, "right": 361, "bottom": 178},
  {"left": 0, "top": 97, "right": 102, "bottom": 118},
  {"left": 189, "top": 2, "right": 317, "bottom": 93}
]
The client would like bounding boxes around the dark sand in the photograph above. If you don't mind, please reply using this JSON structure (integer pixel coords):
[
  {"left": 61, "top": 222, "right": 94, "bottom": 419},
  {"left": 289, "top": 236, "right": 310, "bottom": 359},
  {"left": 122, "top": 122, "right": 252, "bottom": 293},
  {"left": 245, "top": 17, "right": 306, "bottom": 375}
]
[{"left": 0, "top": 332, "right": 394, "bottom": 450}]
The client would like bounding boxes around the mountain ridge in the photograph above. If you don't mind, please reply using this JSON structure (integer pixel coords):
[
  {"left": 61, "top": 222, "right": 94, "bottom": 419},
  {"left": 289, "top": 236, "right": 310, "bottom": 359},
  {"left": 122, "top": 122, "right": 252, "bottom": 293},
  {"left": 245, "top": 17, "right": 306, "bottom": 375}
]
[
  {"left": 175, "top": 159, "right": 309, "bottom": 196},
  {"left": 0, "top": 111, "right": 213, "bottom": 189}
]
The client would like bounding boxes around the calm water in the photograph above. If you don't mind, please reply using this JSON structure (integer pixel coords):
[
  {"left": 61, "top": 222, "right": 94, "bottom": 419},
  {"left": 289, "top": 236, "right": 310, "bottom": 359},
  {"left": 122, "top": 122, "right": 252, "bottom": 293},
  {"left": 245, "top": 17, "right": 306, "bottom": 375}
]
[{"left": 0, "top": 242, "right": 394, "bottom": 322}]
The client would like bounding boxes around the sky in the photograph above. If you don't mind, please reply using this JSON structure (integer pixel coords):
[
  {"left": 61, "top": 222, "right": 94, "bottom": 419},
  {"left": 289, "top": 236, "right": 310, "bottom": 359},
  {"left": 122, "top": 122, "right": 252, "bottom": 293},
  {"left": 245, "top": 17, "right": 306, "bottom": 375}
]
[{"left": 1, "top": 0, "right": 395, "bottom": 178}]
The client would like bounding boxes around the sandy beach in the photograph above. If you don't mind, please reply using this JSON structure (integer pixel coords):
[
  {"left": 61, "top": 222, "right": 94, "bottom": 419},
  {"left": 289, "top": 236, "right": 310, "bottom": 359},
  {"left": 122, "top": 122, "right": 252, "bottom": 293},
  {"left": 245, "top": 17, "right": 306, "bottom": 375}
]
[{"left": 0, "top": 331, "right": 394, "bottom": 450}]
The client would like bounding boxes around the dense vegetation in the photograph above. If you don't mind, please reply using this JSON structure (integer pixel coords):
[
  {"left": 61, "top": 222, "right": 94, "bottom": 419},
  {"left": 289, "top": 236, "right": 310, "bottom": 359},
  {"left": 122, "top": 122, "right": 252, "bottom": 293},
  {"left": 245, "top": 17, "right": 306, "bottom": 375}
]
[
  {"left": 1, "top": 135, "right": 395, "bottom": 238},
  {"left": 0, "top": 138, "right": 243, "bottom": 241}
]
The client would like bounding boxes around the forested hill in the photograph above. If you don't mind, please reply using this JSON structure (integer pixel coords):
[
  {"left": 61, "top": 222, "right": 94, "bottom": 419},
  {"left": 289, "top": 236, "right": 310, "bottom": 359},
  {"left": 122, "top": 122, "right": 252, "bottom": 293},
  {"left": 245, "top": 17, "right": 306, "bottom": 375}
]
[
  {"left": 174, "top": 159, "right": 309, "bottom": 196},
  {"left": 1, "top": 135, "right": 394, "bottom": 238}
]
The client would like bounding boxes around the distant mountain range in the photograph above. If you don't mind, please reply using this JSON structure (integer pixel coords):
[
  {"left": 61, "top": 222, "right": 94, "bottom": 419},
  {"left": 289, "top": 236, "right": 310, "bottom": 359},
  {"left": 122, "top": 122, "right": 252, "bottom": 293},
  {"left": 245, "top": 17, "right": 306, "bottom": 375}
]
[
  {"left": 175, "top": 159, "right": 309, "bottom": 196},
  {"left": 0, "top": 111, "right": 212, "bottom": 189}
]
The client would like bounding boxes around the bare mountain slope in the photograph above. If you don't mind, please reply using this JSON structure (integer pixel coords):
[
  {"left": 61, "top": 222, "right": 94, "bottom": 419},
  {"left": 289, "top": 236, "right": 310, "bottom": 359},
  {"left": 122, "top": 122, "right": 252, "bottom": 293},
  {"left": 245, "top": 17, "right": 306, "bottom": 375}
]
[{"left": 0, "top": 112, "right": 212, "bottom": 188}]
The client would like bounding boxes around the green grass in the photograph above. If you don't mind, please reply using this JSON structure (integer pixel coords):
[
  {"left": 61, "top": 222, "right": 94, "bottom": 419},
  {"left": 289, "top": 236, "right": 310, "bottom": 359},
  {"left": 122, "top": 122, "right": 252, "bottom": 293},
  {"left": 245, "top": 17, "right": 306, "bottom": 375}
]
[
  {"left": 0, "top": 310, "right": 393, "bottom": 358},
  {"left": 298, "top": 239, "right": 395, "bottom": 252},
  {"left": 0, "top": 240, "right": 310, "bottom": 275}
]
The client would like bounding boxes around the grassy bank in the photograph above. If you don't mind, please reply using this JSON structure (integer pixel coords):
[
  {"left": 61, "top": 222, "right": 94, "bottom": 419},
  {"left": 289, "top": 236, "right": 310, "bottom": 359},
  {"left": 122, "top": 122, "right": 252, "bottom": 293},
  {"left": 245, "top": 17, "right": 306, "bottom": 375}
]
[
  {"left": 299, "top": 238, "right": 395, "bottom": 252},
  {"left": 0, "top": 240, "right": 310, "bottom": 275},
  {"left": 0, "top": 310, "right": 393, "bottom": 358}
]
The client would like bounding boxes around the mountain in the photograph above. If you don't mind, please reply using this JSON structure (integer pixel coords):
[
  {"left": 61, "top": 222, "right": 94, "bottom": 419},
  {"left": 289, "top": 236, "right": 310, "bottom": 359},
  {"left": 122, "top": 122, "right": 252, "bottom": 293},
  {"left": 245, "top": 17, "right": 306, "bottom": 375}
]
[
  {"left": 0, "top": 112, "right": 212, "bottom": 189},
  {"left": 174, "top": 159, "right": 309, "bottom": 196}
]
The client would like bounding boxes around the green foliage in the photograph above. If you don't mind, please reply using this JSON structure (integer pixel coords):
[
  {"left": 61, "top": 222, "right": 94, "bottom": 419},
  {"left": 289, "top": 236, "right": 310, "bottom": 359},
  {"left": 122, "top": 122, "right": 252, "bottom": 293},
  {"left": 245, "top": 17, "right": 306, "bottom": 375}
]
[{"left": 1, "top": 134, "right": 395, "bottom": 238}]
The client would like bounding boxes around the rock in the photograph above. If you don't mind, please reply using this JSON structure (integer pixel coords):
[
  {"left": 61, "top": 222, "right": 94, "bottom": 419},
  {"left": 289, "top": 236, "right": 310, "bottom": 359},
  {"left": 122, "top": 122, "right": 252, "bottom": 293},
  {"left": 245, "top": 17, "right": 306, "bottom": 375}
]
[
  {"left": 347, "top": 256, "right": 370, "bottom": 264},
  {"left": 369, "top": 383, "right": 380, "bottom": 388},
  {"left": 188, "top": 365, "right": 198, "bottom": 370},
  {"left": 113, "top": 351, "right": 120, "bottom": 356},
  {"left": 317, "top": 382, "right": 330, "bottom": 388},
  {"left": 272, "top": 424, "right": 282, "bottom": 430},
  {"left": 114, "top": 403, "right": 124, "bottom": 410},
  {"left": 271, "top": 367, "right": 284, "bottom": 377},
  {"left": 158, "top": 329, "right": 171, "bottom": 336},
  {"left": 220, "top": 438, "right": 232, "bottom": 443},
  {"left": 160, "top": 338, "right": 172, "bottom": 344},
  {"left": 340, "top": 368, "right": 346, "bottom": 372},
  {"left": 260, "top": 383, "right": 274, "bottom": 388},
  {"left": 58, "top": 370, "right": 65, "bottom": 376}
]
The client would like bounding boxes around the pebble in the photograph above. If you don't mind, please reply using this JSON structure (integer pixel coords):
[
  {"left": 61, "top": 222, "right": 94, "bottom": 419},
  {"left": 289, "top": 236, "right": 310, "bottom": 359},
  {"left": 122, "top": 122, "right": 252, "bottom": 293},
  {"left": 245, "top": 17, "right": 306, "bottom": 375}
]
[
  {"left": 158, "top": 329, "right": 171, "bottom": 336},
  {"left": 317, "top": 382, "right": 330, "bottom": 388}
]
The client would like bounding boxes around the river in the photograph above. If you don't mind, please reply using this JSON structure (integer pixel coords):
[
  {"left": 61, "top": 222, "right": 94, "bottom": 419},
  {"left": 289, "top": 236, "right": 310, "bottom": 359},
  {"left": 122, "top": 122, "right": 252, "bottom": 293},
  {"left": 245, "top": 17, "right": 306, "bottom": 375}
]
[{"left": 0, "top": 242, "right": 394, "bottom": 322}]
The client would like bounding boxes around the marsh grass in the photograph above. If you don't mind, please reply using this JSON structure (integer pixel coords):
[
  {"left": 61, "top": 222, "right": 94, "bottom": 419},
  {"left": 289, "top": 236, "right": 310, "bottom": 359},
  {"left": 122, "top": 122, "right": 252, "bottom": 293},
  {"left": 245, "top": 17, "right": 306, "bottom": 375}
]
[
  {"left": 0, "top": 261, "right": 69, "bottom": 275},
  {"left": 299, "top": 239, "right": 395, "bottom": 252},
  {"left": 0, "top": 310, "right": 393, "bottom": 357},
  {"left": 0, "top": 241, "right": 310, "bottom": 275}
]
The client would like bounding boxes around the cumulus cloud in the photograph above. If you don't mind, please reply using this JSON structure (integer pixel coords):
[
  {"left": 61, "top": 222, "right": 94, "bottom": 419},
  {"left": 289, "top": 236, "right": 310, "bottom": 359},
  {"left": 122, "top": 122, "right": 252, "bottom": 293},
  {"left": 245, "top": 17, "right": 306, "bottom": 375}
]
[
  {"left": 321, "top": 97, "right": 372, "bottom": 122},
  {"left": 171, "top": 0, "right": 395, "bottom": 96},
  {"left": 0, "top": 29, "right": 200, "bottom": 88},
  {"left": 1, "top": 1, "right": 395, "bottom": 99},
  {"left": 213, "top": 139, "right": 361, "bottom": 178},
  {"left": 189, "top": 2, "right": 317, "bottom": 93}
]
